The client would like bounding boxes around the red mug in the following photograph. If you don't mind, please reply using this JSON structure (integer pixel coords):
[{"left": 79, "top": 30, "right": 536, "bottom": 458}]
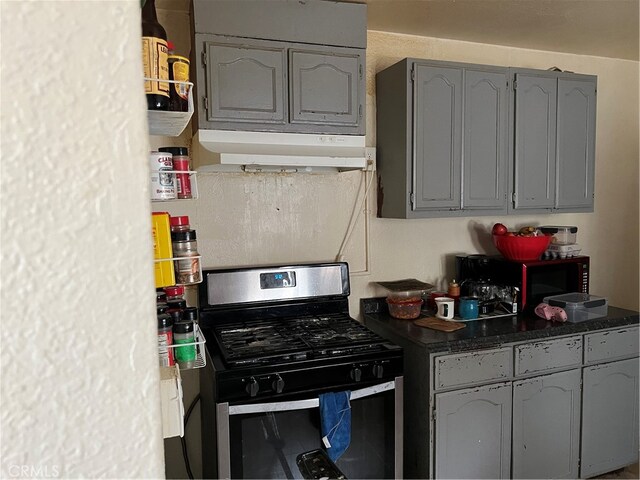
[{"left": 427, "top": 291, "right": 447, "bottom": 311}]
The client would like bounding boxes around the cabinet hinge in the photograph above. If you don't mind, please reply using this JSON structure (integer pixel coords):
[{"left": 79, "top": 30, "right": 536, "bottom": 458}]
[
  {"left": 358, "top": 104, "right": 363, "bottom": 118},
  {"left": 512, "top": 192, "right": 517, "bottom": 205},
  {"left": 359, "top": 64, "right": 363, "bottom": 80},
  {"left": 410, "top": 192, "right": 415, "bottom": 208},
  {"left": 513, "top": 80, "right": 518, "bottom": 90},
  {"left": 431, "top": 409, "right": 436, "bottom": 421},
  {"left": 411, "top": 68, "right": 415, "bottom": 82},
  {"left": 203, "top": 96, "right": 208, "bottom": 113},
  {"left": 201, "top": 50, "right": 207, "bottom": 67}
]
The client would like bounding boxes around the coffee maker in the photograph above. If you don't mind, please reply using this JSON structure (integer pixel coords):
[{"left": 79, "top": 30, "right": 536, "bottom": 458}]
[{"left": 456, "top": 254, "right": 519, "bottom": 314}]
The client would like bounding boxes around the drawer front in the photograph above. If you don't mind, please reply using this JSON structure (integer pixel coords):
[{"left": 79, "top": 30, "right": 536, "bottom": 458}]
[
  {"left": 585, "top": 326, "right": 639, "bottom": 363},
  {"left": 515, "top": 336, "right": 583, "bottom": 376},
  {"left": 434, "top": 348, "right": 512, "bottom": 390}
]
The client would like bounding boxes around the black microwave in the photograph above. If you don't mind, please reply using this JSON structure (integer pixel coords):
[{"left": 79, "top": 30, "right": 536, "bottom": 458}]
[{"left": 456, "top": 255, "right": 590, "bottom": 312}]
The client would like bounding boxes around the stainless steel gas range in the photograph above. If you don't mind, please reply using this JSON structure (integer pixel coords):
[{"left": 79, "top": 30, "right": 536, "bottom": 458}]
[{"left": 198, "top": 262, "right": 403, "bottom": 479}]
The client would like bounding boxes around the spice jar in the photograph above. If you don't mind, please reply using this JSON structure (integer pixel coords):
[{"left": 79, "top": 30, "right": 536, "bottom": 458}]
[
  {"left": 172, "top": 229, "right": 201, "bottom": 284},
  {"left": 149, "top": 151, "right": 176, "bottom": 200},
  {"left": 159, "top": 147, "right": 192, "bottom": 199},
  {"left": 173, "top": 321, "right": 196, "bottom": 369},
  {"left": 448, "top": 279, "right": 461, "bottom": 314},
  {"left": 157, "top": 306, "right": 175, "bottom": 367}
]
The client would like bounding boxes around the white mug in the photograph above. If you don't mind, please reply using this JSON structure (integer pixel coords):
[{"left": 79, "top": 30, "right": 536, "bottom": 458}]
[{"left": 435, "top": 297, "right": 455, "bottom": 320}]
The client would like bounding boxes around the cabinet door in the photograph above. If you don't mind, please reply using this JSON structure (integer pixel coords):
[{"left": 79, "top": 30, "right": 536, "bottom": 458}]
[
  {"left": 555, "top": 78, "right": 596, "bottom": 210},
  {"left": 435, "top": 382, "right": 511, "bottom": 479},
  {"left": 204, "top": 38, "right": 286, "bottom": 124},
  {"left": 463, "top": 69, "right": 509, "bottom": 210},
  {"left": 512, "top": 369, "right": 581, "bottom": 479},
  {"left": 413, "top": 64, "right": 463, "bottom": 211},
  {"left": 581, "top": 358, "right": 640, "bottom": 477},
  {"left": 513, "top": 74, "right": 557, "bottom": 209},
  {"left": 289, "top": 47, "right": 363, "bottom": 129}
]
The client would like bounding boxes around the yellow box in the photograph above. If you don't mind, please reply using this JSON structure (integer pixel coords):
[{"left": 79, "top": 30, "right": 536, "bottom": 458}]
[{"left": 152, "top": 212, "right": 175, "bottom": 288}]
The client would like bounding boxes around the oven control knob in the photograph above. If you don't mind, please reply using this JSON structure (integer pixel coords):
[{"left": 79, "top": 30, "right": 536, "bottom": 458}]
[
  {"left": 350, "top": 367, "right": 362, "bottom": 382},
  {"left": 372, "top": 363, "right": 384, "bottom": 379},
  {"left": 272, "top": 374, "right": 285, "bottom": 394},
  {"left": 245, "top": 377, "right": 259, "bottom": 397}
]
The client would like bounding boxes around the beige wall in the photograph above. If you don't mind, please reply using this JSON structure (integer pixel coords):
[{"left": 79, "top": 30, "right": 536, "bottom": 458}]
[
  {"left": 157, "top": 24, "right": 639, "bottom": 316},
  {"left": 1, "top": 1, "right": 165, "bottom": 477}
]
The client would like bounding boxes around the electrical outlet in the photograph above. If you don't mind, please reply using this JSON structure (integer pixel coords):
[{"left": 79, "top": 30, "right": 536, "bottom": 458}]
[{"left": 365, "top": 147, "right": 376, "bottom": 171}]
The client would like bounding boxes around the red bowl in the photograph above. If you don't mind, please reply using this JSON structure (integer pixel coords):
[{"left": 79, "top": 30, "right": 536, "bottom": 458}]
[{"left": 493, "top": 234, "right": 551, "bottom": 261}]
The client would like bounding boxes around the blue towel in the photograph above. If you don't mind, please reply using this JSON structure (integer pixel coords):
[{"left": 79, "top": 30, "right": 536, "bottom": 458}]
[{"left": 319, "top": 390, "right": 351, "bottom": 462}]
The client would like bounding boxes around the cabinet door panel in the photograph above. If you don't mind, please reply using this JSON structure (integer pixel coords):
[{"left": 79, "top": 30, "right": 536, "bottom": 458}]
[
  {"left": 289, "top": 48, "right": 362, "bottom": 127},
  {"left": 514, "top": 74, "right": 557, "bottom": 209},
  {"left": 555, "top": 78, "right": 596, "bottom": 209},
  {"left": 413, "top": 64, "right": 462, "bottom": 211},
  {"left": 205, "top": 40, "right": 286, "bottom": 123},
  {"left": 463, "top": 69, "right": 508, "bottom": 210},
  {"left": 435, "top": 382, "right": 511, "bottom": 479},
  {"left": 512, "top": 369, "right": 581, "bottom": 479},
  {"left": 581, "top": 358, "right": 640, "bottom": 477}
]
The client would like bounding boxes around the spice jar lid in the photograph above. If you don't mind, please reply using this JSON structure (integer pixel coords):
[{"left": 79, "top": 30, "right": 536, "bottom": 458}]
[
  {"left": 157, "top": 313, "right": 173, "bottom": 329},
  {"left": 156, "top": 291, "right": 167, "bottom": 303},
  {"left": 170, "top": 216, "right": 190, "bottom": 227},
  {"left": 167, "top": 299, "right": 187, "bottom": 310},
  {"left": 172, "top": 229, "right": 197, "bottom": 242},
  {"left": 159, "top": 146, "right": 189, "bottom": 156},
  {"left": 183, "top": 307, "right": 198, "bottom": 322},
  {"left": 168, "top": 310, "right": 182, "bottom": 322},
  {"left": 173, "top": 320, "right": 194, "bottom": 334},
  {"left": 164, "top": 285, "right": 185, "bottom": 297}
]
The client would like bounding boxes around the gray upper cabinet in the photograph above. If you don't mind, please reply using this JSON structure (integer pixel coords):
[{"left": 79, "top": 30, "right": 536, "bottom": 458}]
[
  {"left": 513, "top": 73, "right": 558, "bottom": 209},
  {"left": 204, "top": 38, "right": 287, "bottom": 124},
  {"left": 376, "top": 59, "right": 508, "bottom": 218},
  {"left": 191, "top": 0, "right": 366, "bottom": 135},
  {"left": 555, "top": 77, "right": 597, "bottom": 209},
  {"left": 289, "top": 47, "right": 362, "bottom": 128},
  {"left": 511, "top": 69, "right": 597, "bottom": 213},
  {"left": 413, "top": 64, "right": 462, "bottom": 211},
  {"left": 464, "top": 69, "right": 509, "bottom": 210}
]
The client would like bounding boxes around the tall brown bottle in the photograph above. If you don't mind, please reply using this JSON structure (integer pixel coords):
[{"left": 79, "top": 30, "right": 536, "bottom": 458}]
[{"left": 141, "top": 0, "right": 169, "bottom": 110}]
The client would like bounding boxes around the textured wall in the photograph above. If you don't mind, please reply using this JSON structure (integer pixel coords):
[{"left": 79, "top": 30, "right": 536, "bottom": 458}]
[{"left": 0, "top": 1, "right": 165, "bottom": 478}]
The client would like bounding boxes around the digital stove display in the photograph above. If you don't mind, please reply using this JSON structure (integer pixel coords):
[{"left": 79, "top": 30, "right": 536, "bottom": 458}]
[{"left": 260, "top": 271, "right": 296, "bottom": 289}]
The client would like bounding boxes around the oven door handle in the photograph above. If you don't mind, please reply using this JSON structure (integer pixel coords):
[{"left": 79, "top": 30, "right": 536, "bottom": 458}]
[{"left": 227, "top": 380, "right": 396, "bottom": 415}]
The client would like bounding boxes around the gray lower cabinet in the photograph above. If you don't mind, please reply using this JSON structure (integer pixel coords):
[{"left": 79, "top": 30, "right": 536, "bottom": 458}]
[
  {"left": 376, "top": 59, "right": 508, "bottom": 218},
  {"left": 512, "top": 369, "right": 581, "bottom": 479},
  {"left": 195, "top": 34, "right": 364, "bottom": 134},
  {"left": 512, "top": 69, "right": 597, "bottom": 213},
  {"left": 434, "top": 382, "right": 512, "bottom": 479},
  {"left": 580, "top": 357, "right": 640, "bottom": 477}
]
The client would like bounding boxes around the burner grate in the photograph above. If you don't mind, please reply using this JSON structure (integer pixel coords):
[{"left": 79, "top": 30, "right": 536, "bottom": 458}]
[{"left": 213, "top": 314, "right": 387, "bottom": 367}]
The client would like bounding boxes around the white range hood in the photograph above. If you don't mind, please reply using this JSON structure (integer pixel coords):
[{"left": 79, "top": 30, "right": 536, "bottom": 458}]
[{"left": 194, "top": 129, "right": 367, "bottom": 172}]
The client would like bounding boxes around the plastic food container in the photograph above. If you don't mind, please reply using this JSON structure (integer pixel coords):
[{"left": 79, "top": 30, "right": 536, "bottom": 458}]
[
  {"left": 542, "top": 293, "right": 608, "bottom": 323},
  {"left": 540, "top": 226, "right": 578, "bottom": 245},
  {"left": 544, "top": 243, "right": 582, "bottom": 259},
  {"left": 386, "top": 296, "right": 424, "bottom": 320}
]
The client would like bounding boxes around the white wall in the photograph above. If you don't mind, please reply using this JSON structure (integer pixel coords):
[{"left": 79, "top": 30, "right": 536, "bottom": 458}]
[{"left": 0, "top": 1, "right": 164, "bottom": 478}]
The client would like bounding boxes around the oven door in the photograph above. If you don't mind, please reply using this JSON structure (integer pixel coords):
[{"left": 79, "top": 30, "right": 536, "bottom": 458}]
[{"left": 215, "top": 377, "right": 403, "bottom": 480}]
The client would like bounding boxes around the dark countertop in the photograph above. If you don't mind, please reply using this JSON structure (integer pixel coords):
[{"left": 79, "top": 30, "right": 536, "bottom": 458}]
[{"left": 361, "top": 297, "right": 639, "bottom": 354}]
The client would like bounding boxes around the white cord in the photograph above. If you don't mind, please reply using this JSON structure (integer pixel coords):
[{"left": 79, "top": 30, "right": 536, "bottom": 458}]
[{"left": 336, "top": 166, "right": 375, "bottom": 262}]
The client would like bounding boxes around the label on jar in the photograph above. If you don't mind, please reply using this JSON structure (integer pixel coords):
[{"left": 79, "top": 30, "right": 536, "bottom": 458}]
[
  {"left": 158, "top": 331, "right": 175, "bottom": 367},
  {"left": 170, "top": 57, "right": 190, "bottom": 100},
  {"left": 142, "top": 36, "right": 169, "bottom": 97},
  {"left": 150, "top": 152, "right": 175, "bottom": 200}
]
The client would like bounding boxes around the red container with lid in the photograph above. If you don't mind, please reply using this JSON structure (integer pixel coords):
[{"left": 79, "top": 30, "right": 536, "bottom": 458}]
[{"left": 159, "top": 147, "right": 192, "bottom": 199}]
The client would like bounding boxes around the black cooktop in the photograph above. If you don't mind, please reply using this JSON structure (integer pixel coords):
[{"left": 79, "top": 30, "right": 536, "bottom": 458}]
[{"left": 213, "top": 314, "right": 393, "bottom": 368}]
